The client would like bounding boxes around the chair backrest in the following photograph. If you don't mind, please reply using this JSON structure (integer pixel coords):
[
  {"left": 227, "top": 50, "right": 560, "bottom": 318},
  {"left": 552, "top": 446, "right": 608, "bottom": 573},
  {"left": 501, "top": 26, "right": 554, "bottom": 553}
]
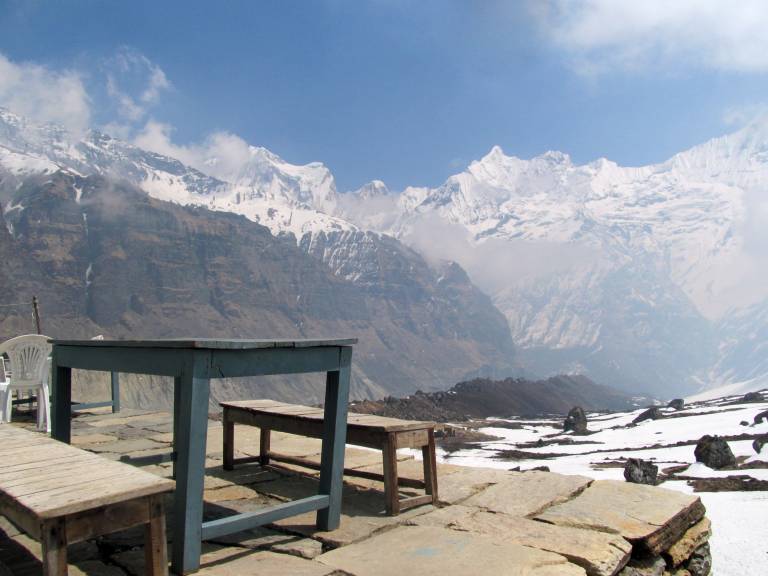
[{"left": 0, "top": 334, "right": 52, "bottom": 388}]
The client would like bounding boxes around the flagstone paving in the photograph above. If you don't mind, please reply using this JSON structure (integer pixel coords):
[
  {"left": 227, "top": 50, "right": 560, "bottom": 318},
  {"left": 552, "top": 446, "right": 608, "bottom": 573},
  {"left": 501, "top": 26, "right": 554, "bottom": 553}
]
[{"left": 0, "top": 408, "right": 711, "bottom": 575}]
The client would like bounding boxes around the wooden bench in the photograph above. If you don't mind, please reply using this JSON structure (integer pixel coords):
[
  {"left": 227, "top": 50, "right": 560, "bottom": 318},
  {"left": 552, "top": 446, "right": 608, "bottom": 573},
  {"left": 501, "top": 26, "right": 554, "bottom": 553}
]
[
  {"left": 221, "top": 400, "right": 438, "bottom": 516},
  {"left": 0, "top": 425, "right": 174, "bottom": 576}
]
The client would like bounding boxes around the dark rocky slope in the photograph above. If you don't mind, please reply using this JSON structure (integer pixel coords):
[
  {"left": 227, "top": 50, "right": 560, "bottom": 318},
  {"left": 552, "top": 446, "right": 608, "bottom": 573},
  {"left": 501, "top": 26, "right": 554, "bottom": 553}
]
[
  {"left": 0, "top": 171, "right": 517, "bottom": 407},
  {"left": 351, "top": 374, "right": 634, "bottom": 421}
]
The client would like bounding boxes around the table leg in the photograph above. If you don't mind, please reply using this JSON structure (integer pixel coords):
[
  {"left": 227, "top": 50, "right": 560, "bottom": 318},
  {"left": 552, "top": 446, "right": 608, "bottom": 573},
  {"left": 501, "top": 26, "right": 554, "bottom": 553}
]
[
  {"left": 110, "top": 372, "right": 121, "bottom": 413},
  {"left": 171, "top": 366, "right": 210, "bottom": 575},
  {"left": 172, "top": 377, "right": 181, "bottom": 479},
  {"left": 51, "top": 356, "right": 72, "bottom": 443},
  {"left": 316, "top": 347, "right": 352, "bottom": 531}
]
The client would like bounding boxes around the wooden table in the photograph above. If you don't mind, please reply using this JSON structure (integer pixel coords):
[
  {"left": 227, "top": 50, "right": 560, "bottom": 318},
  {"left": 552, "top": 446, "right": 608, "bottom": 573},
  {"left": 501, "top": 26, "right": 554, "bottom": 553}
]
[{"left": 49, "top": 338, "right": 355, "bottom": 575}]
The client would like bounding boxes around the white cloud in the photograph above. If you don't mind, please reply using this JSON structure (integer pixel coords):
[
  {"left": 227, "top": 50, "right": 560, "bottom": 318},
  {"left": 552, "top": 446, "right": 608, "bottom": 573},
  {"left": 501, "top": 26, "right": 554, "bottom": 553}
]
[
  {"left": 535, "top": 0, "right": 768, "bottom": 74},
  {"left": 0, "top": 53, "right": 90, "bottom": 135},
  {"left": 134, "top": 120, "right": 252, "bottom": 180},
  {"left": 104, "top": 48, "right": 171, "bottom": 127}
]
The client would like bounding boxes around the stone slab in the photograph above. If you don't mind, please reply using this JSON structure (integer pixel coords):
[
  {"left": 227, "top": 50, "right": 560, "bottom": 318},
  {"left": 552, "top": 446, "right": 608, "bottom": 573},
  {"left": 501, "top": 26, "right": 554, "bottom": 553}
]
[
  {"left": 665, "top": 518, "right": 712, "bottom": 567},
  {"left": 536, "top": 480, "right": 706, "bottom": 555},
  {"left": 210, "top": 526, "right": 324, "bottom": 559},
  {"left": 410, "top": 505, "right": 630, "bottom": 576},
  {"left": 273, "top": 486, "right": 434, "bottom": 547},
  {"left": 196, "top": 547, "right": 335, "bottom": 575},
  {"left": 71, "top": 433, "right": 117, "bottom": 446},
  {"left": 204, "top": 484, "right": 266, "bottom": 503},
  {"left": 429, "top": 465, "right": 517, "bottom": 504},
  {"left": 316, "top": 525, "right": 586, "bottom": 575},
  {"left": 463, "top": 471, "right": 592, "bottom": 517},
  {"left": 85, "top": 437, "right": 162, "bottom": 454}
]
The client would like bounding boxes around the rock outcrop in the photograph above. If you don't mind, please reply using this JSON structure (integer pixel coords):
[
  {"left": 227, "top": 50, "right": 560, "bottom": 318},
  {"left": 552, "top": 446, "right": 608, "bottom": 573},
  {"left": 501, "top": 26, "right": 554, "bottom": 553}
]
[
  {"left": 633, "top": 407, "right": 664, "bottom": 424},
  {"left": 564, "top": 406, "right": 590, "bottom": 435},
  {"left": 624, "top": 459, "right": 659, "bottom": 485},
  {"left": 742, "top": 391, "right": 764, "bottom": 403},
  {"left": 667, "top": 399, "right": 685, "bottom": 411},
  {"left": 694, "top": 435, "right": 736, "bottom": 469}
]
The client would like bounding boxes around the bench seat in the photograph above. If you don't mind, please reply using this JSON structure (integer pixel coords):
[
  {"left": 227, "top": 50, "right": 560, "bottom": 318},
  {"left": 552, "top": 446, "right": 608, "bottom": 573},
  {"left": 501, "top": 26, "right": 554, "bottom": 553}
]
[
  {"left": 0, "top": 425, "right": 174, "bottom": 575},
  {"left": 221, "top": 399, "right": 438, "bottom": 515}
]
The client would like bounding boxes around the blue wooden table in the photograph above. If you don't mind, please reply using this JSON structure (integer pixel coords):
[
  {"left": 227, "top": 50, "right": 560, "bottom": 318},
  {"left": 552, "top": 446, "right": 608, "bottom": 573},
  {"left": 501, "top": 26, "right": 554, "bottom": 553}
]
[{"left": 49, "top": 338, "right": 355, "bottom": 575}]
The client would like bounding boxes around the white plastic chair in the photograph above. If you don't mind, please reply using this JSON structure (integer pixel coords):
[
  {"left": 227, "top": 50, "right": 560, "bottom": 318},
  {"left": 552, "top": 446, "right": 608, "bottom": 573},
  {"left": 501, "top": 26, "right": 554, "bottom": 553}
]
[{"left": 0, "top": 334, "right": 52, "bottom": 432}]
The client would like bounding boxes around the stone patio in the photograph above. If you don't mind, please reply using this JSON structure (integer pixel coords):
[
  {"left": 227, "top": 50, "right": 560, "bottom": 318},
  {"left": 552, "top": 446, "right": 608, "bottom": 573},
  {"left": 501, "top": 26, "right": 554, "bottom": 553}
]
[{"left": 0, "top": 408, "right": 710, "bottom": 575}]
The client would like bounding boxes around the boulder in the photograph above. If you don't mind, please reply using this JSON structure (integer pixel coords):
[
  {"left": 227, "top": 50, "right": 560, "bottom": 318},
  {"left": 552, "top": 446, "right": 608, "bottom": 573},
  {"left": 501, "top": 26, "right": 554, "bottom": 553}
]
[
  {"left": 564, "top": 406, "right": 590, "bottom": 435},
  {"left": 667, "top": 399, "right": 685, "bottom": 411},
  {"left": 754, "top": 410, "right": 768, "bottom": 425},
  {"left": 633, "top": 407, "right": 663, "bottom": 424},
  {"left": 753, "top": 435, "right": 767, "bottom": 454},
  {"left": 694, "top": 435, "right": 735, "bottom": 469},
  {"left": 624, "top": 459, "right": 659, "bottom": 485},
  {"left": 742, "top": 391, "right": 764, "bottom": 403},
  {"left": 685, "top": 543, "right": 712, "bottom": 576}
]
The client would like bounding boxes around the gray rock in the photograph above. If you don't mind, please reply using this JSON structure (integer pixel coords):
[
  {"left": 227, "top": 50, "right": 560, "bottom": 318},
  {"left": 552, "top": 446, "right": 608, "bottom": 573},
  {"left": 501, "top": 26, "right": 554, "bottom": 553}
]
[
  {"left": 633, "top": 407, "right": 663, "bottom": 424},
  {"left": 686, "top": 543, "right": 712, "bottom": 576},
  {"left": 617, "top": 555, "right": 666, "bottom": 576},
  {"left": 753, "top": 435, "right": 767, "bottom": 454},
  {"left": 694, "top": 435, "right": 736, "bottom": 469},
  {"left": 667, "top": 399, "right": 685, "bottom": 410},
  {"left": 624, "top": 458, "right": 658, "bottom": 485},
  {"left": 743, "top": 391, "right": 764, "bottom": 403},
  {"left": 754, "top": 410, "right": 768, "bottom": 424},
  {"left": 565, "top": 406, "right": 589, "bottom": 435}
]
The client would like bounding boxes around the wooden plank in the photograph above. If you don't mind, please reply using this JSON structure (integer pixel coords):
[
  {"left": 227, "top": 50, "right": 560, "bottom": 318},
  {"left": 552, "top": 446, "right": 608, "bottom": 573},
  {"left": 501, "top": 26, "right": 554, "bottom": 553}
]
[
  {"left": 222, "top": 400, "right": 434, "bottom": 432},
  {"left": 259, "top": 428, "right": 271, "bottom": 466},
  {"left": 0, "top": 490, "right": 44, "bottom": 539},
  {"left": 145, "top": 494, "right": 168, "bottom": 576},
  {"left": 398, "top": 494, "right": 434, "bottom": 512},
  {"left": 222, "top": 417, "right": 235, "bottom": 471},
  {"left": 264, "top": 452, "right": 428, "bottom": 490},
  {"left": 382, "top": 433, "right": 400, "bottom": 516},
  {"left": 423, "top": 429, "right": 438, "bottom": 503},
  {"left": 64, "top": 497, "right": 151, "bottom": 544},
  {"left": 395, "top": 430, "right": 430, "bottom": 449},
  {"left": 3, "top": 467, "right": 136, "bottom": 497},
  {"left": 0, "top": 454, "right": 98, "bottom": 478},
  {"left": 0, "top": 459, "right": 127, "bottom": 487},
  {"left": 41, "top": 517, "right": 67, "bottom": 576},
  {"left": 20, "top": 473, "right": 172, "bottom": 518}
]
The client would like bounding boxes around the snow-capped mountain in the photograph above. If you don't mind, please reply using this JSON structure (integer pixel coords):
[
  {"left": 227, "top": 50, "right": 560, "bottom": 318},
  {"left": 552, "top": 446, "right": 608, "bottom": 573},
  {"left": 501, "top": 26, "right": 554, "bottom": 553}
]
[
  {"left": 0, "top": 107, "right": 352, "bottom": 239},
  {"left": 2, "top": 105, "right": 767, "bottom": 397},
  {"left": 0, "top": 107, "right": 226, "bottom": 202},
  {"left": 339, "top": 124, "right": 768, "bottom": 394}
]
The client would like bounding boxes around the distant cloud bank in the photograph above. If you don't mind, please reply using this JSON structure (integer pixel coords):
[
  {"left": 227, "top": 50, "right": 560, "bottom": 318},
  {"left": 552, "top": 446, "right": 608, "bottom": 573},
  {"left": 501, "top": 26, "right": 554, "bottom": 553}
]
[{"left": 535, "top": 0, "right": 768, "bottom": 74}]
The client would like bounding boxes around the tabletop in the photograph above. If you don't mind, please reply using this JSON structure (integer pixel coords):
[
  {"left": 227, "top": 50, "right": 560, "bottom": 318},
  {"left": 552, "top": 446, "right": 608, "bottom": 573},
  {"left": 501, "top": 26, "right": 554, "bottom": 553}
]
[{"left": 50, "top": 338, "right": 358, "bottom": 349}]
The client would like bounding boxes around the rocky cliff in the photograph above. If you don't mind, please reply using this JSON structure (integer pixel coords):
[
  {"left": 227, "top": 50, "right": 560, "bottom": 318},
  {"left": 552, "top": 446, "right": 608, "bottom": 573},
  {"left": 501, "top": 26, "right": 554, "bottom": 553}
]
[{"left": 0, "top": 170, "right": 517, "bottom": 407}]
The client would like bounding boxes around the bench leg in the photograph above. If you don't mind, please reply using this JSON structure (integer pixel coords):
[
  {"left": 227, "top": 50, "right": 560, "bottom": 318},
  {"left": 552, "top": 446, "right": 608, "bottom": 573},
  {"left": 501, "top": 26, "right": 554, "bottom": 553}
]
[
  {"left": 223, "top": 410, "right": 235, "bottom": 471},
  {"left": 382, "top": 432, "right": 400, "bottom": 516},
  {"left": 145, "top": 495, "right": 169, "bottom": 576},
  {"left": 259, "top": 428, "right": 271, "bottom": 466},
  {"left": 422, "top": 429, "right": 439, "bottom": 504},
  {"left": 41, "top": 518, "right": 67, "bottom": 576}
]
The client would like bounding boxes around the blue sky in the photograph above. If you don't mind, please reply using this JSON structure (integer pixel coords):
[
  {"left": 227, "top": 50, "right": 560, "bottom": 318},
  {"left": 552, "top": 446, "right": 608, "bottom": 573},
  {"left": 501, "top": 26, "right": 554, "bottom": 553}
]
[{"left": 1, "top": 0, "right": 768, "bottom": 190}]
